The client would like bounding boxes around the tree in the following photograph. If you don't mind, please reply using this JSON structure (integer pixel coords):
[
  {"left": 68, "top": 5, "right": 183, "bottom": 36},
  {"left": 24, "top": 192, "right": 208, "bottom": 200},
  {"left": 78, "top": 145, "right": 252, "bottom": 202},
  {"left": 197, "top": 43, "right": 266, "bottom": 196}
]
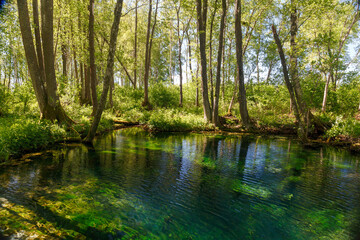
[
  {"left": 17, "top": 0, "right": 72, "bottom": 124},
  {"left": 89, "top": 0, "right": 98, "bottom": 114},
  {"left": 272, "top": 25, "right": 303, "bottom": 137},
  {"left": 142, "top": 0, "right": 159, "bottom": 109},
  {"left": 133, "top": 0, "right": 138, "bottom": 89},
  {"left": 212, "top": 0, "right": 226, "bottom": 126},
  {"left": 196, "top": 0, "right": 212, "bottom": 121},
  {"left": 84, "top": 0, "right": 124, "bottom": 142},
  {"left": 235, "top": 0, "right": 251, "bottom": 127}
]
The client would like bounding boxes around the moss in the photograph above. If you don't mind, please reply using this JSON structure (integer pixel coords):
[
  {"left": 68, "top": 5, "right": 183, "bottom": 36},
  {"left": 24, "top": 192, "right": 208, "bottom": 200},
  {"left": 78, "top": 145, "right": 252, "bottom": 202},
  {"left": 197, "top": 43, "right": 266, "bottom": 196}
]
[
  {"left": 194, "top": 156, "right": 217, "bottom": 169},
  {"left": 285, "top": 175, "right": 303, "bottom": 183},
  {"left": 233, "top": 180, "right": 272, "bottom": 199}
]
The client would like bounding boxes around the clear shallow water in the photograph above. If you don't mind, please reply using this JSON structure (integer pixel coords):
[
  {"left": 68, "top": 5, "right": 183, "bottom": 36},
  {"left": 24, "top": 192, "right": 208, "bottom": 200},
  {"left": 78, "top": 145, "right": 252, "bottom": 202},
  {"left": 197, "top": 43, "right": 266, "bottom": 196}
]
[{"left": 1, "top": 128, "right": 360, "bottom": 239}]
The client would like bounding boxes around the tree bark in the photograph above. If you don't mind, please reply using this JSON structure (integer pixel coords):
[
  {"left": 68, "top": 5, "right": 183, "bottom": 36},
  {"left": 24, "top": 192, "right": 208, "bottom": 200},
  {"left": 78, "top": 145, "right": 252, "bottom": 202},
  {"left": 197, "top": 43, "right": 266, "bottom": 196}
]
[
  {"left": 61, "top": 44, "right": 69, "bottom": 80},
  {"left": 142, "top": 0, "right": 159, "bottom": 109},
  {"left": 89, "top": 0, "right": 98, "bottom": 114},
  {"left": 221, "top": 26, "right": 226, "bottom": 105},
  {"left": 196, "top": 0, "right": 212, "bottom": 121},
  {"left": 18, "top": 0, "right": 72, "bottom": 124},
  {"left": 32, "top": 0, "right": 45, "bottom": 86},
  {"left": 84, "top": 0, "right": 123, "bottom": 142},
  {"left": 82, "top": 64, "right": 91, "bottom": 105},
  {"left": 176, "top": 6, "right": 183, "bottom": 107},
  {"left": 208, "top": 1, "right": 218, "bottom": 112},
  {"left": 169, "top": 26, "right": 173, "bottom": 84},
  {"left": 321, "top": 74, "right": 331, "bottom": 112},
  {"left": 196, "top": 53, "right": 200, "bottom": 107},
  {"left": 235, "top": 0, "right": 251, "bottom": 127},
  {"left": 186, "top": 30, "right": 194, "bottom": 83},
  {"left": 142, "top": 0, "right": 153, "bottom": 108},
  {"left": 40, "top": 0, "right": 72, "bottom": 123},
  {"left": 133, "top": 0, "right": 138, "bottom": 88},
  {"left": 212, "top": 0, "right": 226, "bottom": 126},
  {"left": 272, "top": 25, "right": 307, "bottom": 141}
]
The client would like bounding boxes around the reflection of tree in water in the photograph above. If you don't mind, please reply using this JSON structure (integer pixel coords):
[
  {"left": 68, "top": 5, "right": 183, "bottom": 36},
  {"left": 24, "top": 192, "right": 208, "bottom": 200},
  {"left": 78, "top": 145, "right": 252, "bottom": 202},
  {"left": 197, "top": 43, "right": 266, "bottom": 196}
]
[{"left": 237, "top": 136, "right": 250, "bottom": 174}]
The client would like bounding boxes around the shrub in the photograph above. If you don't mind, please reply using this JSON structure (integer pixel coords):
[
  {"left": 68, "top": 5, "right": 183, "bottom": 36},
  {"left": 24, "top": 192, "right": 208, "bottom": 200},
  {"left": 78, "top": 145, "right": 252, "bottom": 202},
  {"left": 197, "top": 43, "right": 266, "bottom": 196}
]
[
  {"left": 325, "top": 116, "right": 360, "bottom": 138},
  {"left": 148, "top": 109, "right": 211, "bottom": 132},
  {"left": 0, "top": 85, "right": 11, "bottom": 116},
  {"left": 149, "top": 83, "right": 179, "bottom": 108},
  {"left": 0, "top": 117, "right": 66, "bottom": 161}
]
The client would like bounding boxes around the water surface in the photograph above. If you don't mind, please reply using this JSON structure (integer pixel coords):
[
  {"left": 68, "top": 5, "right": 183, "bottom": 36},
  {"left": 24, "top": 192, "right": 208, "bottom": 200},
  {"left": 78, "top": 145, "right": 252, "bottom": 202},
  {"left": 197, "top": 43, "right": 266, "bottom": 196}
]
[{"left": 1, "top": 128, "right": 360, "bottom": 239}]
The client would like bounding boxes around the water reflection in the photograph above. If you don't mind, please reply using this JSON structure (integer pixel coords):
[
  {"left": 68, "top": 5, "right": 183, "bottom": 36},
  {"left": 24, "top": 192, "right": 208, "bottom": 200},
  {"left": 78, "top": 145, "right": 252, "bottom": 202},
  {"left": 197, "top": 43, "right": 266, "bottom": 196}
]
[{"left": 0, "top": 128, "right": 360, "bottom": 239}]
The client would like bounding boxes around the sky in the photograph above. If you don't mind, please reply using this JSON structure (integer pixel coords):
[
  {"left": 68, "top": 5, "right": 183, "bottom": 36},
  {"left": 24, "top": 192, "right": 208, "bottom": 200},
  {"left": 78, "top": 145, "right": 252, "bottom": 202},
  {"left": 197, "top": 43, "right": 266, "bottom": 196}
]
[{"left": 0, "top": 0, "right": 6, "bottom": 12}]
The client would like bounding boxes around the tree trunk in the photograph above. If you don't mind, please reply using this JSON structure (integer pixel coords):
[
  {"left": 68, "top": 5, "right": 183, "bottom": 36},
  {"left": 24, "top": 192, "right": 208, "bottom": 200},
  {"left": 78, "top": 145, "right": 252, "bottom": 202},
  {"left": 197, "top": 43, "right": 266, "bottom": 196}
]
[
  {"left": 176, "top": 6, "right": 183, "bottom": 107},
  {"left": 61, "top": 44, "right": 69, "bottom": 80},
  {"left": 208, "top": 1, "right": 218, "bottom": 112},
  {"left": 133, "top": 0, "right": 138, "bottom": 89},
  {"left": 272, "top": 25, "right": 307, "bottom": 141},
  {"left": 79, "top": 62, "right": 84, "bottom": 101},
  {"left": 169, "top": 26, "right": 173, "bottom": 84},
  {"left": 18, "top": 0, "right": 72, "bottom": 124},
  {"left": 213, "top": 0, "right": 226, "bottom": 126},
  {"left": 41, "top": 0, "right": 72, "bottom": 123},
  {"left": 265, "top": 60, "right": 273, "bottom": 84},
  {"left": 74, "top": 50, "right": 79, "bottom": 87},
  {"left": 227, "top": 77, "right": 237, "bottom": 114},
  {"left": 235, "top": 0, "right": 251, "bottom": 127},
  {"left": 89, "top": 0, "right": 98, "bottom": 114},
  {"left": 82, "top": 64, "right": 91, "bottom": 105},
  {"left": 109, "top": 74, "right": 114, "bottom": 109},
  {"left": 143, "top": 0, "right": 153, "bottom": 108},
  {"left": 84, "top": 0, "right": 123, "bottom": 142},
  {"left": 32, "top": 0, "right": 45, "bottom": 86},
  {"left": 321, "top": 74, "right": 331, "bottom": 112},
  {"left": 142, "top": 0, "right": 159, "bottom": 109},
  {"left": 196, "top": 57, "right": 200, "bottom": 107},
  {"left": 187, "top": 30, "right": 194, "bottom": 83},
  {"left": 221, "top": 27, "right": 226, "bottom": 105},
  {"left": 196, "top": 0, "right": 212, "bottom": 121},
  {"left": 256, "top": 43, "right": 260, "bottom": 84}
]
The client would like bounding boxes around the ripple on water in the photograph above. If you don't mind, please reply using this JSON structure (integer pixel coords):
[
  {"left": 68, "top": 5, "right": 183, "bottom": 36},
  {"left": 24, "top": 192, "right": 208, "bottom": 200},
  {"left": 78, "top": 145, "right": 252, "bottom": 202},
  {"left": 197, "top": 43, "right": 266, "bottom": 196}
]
[{"left": 0, "top": 130, "right": 360, "bottom": 239}]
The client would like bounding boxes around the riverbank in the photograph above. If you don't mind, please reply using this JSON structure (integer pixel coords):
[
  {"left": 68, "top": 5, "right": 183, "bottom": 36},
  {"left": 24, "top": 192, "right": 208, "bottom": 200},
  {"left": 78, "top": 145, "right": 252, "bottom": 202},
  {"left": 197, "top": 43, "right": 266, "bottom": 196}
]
[
  {"left": 2, "top": 109, "right": 360, "bottom": 166},
  {"left": 0, "top": 112, "right": 120, "bottom": 165}
]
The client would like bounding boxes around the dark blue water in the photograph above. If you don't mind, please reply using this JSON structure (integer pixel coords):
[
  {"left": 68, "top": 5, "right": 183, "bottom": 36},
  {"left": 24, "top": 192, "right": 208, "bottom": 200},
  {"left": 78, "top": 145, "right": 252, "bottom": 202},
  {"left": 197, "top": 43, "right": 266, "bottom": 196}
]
[{"left": 1, "top": 128, "right": 360, "bottom": 239}]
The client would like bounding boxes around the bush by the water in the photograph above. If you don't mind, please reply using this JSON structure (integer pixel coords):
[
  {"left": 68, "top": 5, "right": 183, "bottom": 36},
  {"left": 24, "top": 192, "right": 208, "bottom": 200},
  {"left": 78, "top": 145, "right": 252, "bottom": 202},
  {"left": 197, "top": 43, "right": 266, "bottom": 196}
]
[
  {"left": 325, "top": 116, "right": 360, "bottom": 138},
  {"left": 0, "top": 117, "right": 66, "bottom": 161}
]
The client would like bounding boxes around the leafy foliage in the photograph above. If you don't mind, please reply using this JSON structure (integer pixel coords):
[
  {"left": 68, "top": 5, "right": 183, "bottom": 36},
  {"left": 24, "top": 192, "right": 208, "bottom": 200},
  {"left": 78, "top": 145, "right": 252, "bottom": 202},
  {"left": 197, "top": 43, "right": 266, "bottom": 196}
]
[
  {"left": 149, "top": 83, "right": 179, "bottom": 108},
  {"left": 0, "top": 117, "right": 65, "bottom": 161},
  {"left": 148, "top": 109, "right": 211, "bottom": 132}
]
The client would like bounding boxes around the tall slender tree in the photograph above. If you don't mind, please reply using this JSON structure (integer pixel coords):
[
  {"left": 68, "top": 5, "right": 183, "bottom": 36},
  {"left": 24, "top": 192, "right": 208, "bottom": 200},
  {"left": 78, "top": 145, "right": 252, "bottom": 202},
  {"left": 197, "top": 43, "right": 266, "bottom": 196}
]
[
  {"left": 142, "top": 0, "right": 159, "bottom": 109},
  {"left": 235, "top": 0, "right": 251, "bottom": 127},
  {"left": 84, "top": 0, "right": 124, "bottom": 142},
  {"left": 196, "top": 0, "right": 212, "bottom": 121},
  {"left": 213, "top": 0, "right": 226, "bottom": 126},
  {"left": 89, "top": 0, "right": 98, "bottom": 114}
]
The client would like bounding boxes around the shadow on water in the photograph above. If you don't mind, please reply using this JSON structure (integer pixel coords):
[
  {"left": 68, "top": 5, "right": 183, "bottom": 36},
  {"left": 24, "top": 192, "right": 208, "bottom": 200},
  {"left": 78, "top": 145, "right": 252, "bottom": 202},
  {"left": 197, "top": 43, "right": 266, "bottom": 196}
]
[{"left": 0, "top": 145, "right": 127, "bottom": 239}]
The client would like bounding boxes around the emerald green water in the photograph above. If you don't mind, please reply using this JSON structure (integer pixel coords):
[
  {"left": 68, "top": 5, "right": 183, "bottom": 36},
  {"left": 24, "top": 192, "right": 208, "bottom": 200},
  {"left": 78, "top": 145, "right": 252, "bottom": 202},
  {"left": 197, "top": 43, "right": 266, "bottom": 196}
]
[{"left": 1, "top": 128, "right": 360, "bottom": 239}]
